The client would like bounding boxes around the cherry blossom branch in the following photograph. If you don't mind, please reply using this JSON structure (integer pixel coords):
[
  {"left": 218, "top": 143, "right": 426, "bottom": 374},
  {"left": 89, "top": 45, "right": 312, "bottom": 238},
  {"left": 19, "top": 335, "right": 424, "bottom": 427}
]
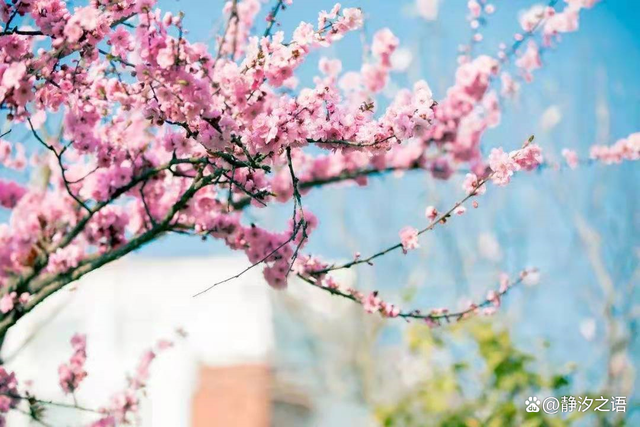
[
  {"left": 310, "top": 174, "right": 492, "bottom": 277},
  {"left": 1, "top": 169, "right": 225, "bottom": 337},
  {"left": 26, "top": 117, "right": 91, "bottom": 213},
  {"left": 0, "top": 29, "right": 43, "bottom": 37},
  {"left": 502, "top": 0, "right": 559, "bottom": 63},
  {"left": 6, "top": 157, "right": 214, "bottom": 293},
  {"left": 193, "top": 149, "right": 308, "bottom": 296},
  {"left": 297, "top": 268, "right": 536, "bottom": 323},
  {"left": 213, "top": 0, "right": 239, "bottom": 66},
  {"left": 285, "top": 146, "right": 307, "bottom": 274},
  {"left": 264, "top": 0, "right": 287, "bottom": 38},
  {"left": 306, "top": 136, "right": 541, "bottom": 277},
  {"left": 192, "top": 219, "right": 304, "bottom": 297},
  {"left": 231, "top": 163, "right": 425, "bottom": 210},
  {"left": 1, "top": 392, "right": 100, "bottom": 414}
]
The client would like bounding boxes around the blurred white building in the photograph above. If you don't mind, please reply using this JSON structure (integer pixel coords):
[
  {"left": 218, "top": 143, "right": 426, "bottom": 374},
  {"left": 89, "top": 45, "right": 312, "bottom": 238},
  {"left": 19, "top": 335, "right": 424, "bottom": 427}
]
[
  {"left": 3, "top": 257, "right": 276, "bottom": 426},
  {"left": 2, "top": 256, "right": 367, "bottom": 426}
]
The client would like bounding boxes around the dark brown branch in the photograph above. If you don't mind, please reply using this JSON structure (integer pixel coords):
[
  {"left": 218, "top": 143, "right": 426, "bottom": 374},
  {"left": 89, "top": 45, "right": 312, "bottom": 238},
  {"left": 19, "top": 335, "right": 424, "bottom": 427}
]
[
  {"left": 0, "top": 170, "right": 223, "bottom": 337},
  {"left": 26, "top": 117, "right": 91, "bottom": 213}
]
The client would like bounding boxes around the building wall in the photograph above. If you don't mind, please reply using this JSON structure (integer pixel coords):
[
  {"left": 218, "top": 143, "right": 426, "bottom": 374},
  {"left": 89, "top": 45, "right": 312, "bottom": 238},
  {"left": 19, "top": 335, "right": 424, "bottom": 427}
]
[{"left": 3, "top": 256, "right": 274, "bottom": 426}]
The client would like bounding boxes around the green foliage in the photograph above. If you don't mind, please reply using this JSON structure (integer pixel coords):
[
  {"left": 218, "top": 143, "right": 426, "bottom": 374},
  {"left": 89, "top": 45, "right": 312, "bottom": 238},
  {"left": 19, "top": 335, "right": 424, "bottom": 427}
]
[{"left": 375, "top": 321, "right": 603, "bottom": 427}]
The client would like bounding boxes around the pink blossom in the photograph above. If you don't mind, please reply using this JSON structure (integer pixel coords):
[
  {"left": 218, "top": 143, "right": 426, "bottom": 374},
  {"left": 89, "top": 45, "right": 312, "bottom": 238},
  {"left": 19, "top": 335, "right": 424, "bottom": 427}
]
[
  {"left": 0, "top": 293, "right": 16, "bottom": 314},
  {"left": 0, "top": 180, "right": 27, "bottom": 209},
  {"left": 462, "top": 173, "right": 486, "bottom": 195},
  {"left": 590, "top": 133, "right": 640, "bottom": 164},
  {"left": 371, "top": 28, "right": 399, "bottom": 66},
  {"left": 156, "top": 46, "right": 175, "bottom": 68},
  {"left": 486, "top": 290, "right": 501, "bottom": 308},
  {"left": 18, "top": 292, "right": 31, "bottom": 305},
  {"left": 58, "top": 333, "right": 88, "bottom": 394},
  {"left": 340, "top": 7, "right": 364, "bottom": 30},
  {"left": 319, "top": 57, "right": 342, "bottom": 76},
  {"left": 516, "top": 42, "right": 542, "bottom": 82},
  {"left": 399, "top": 226, "right": 420, "bottom": 254},
  {"left": 468, "top": 1, "right": 482, "bottom": 18},
  {"left": 425, "top": 206, "right": 438, "bottom": 221},
  {"left": 361, "top": 63, "right": 388, "bottom": 93},
  {"left": 454, "top": 206, "right": 467, "bottom": 215},
  {"left": 514, "top": 143, "right": 543, "bottom": 171},
  {"left": 292, "top": 22, "right": 315, "bottom": 46},
  {"left": 562, "top": 149, "right": 579, "bottom": 169},
  {"left": 1, "top": 62, "right": 26, "bottom": 89},
  {"left": 0, "top": 367, "right": 19, "bottom": 419},
  {"left": 108, "top": 27, "right": 133, "bottom": 58},
  {"left": 488, "top": 147, "right": 518, "bottom": 186},
  {"left": 92, "top": 339, "right": 176, "bottom": 425},
  {"left": 363, "top": 291, "right": 381, "bottom": 313},
  {"left": 499, "top": 273, "right": 510, "bottom": 292},
  {"left": 63, "top": 22, "right": 83, "bottom": 43},
  {"left": 522, "top": 268, "right": 541, "bottom": 286}
]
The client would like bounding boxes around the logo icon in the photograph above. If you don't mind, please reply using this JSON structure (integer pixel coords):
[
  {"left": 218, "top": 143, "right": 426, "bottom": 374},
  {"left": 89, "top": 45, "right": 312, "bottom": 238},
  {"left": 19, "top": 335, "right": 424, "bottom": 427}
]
[
  {"left": 525, "top": 396, "right": 541, "bottom": 412},
  {"left": 543, "top": 397, "right": 560, "bottom": 414}
]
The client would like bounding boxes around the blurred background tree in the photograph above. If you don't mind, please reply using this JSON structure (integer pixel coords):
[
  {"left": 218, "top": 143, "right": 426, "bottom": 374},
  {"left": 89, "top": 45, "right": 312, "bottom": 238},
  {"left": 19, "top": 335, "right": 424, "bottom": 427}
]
[{"left": 375, "top": 320, "right": 627, "bottom": 427}]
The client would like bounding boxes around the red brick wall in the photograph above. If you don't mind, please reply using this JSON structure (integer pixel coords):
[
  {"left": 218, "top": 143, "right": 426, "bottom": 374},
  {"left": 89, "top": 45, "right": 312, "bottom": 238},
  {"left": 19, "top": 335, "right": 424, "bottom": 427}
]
[{"left": 191, "top": 364, "right": 271, "bottom": 427}]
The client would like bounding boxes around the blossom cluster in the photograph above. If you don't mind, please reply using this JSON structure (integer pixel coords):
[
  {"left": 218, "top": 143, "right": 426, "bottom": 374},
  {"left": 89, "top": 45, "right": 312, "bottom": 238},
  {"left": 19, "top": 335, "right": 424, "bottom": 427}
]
[
  {"left": 0, "top": 0, "right": 630, "bottom": 331},
  {"left": 58, "top": 333, "right": 88, "bottom": 394},
  {"left": 0, "top": 334, "right": 176, "bottom": 426},
  {"left": 0, "top": 367, "right": 19, "bottom": 426},
  {"left": 297, "top": 256, "right": 539, "bottom": 323},
  {"left": 90, "top": 339, "right": 175, "bottom": 426},
  {"left": 590, "top": 132, "right": 640, "bottom": 164}
]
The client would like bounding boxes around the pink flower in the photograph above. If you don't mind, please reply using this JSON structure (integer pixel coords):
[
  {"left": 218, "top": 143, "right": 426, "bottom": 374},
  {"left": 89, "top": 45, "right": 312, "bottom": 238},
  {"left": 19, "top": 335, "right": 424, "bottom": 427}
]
[
  {"left": 425, "top": 206, "right": 438, "bottom": 221},
  {"left": 462, "top": 173, "right": 485, "bottom": 195},
  {"left": 0, "top": 180, "right": 27, "bottom": 209},
  {"left": 0, "top": 293, "right": 16, "bottom": 314},
  {"left": 399, "top": 226, "right": 420, "bottom": 254},
  {"left": 468, "top": 0, "right": 481, "bottom": 18},
  {"left": 590, "top": 133, "right": 639, "bottom": 164},
  {"left": 58, "top": 333, "right": 88, "bottom": 394},
  {"left": 18, "top": 293, "right": 31, "bottom": 305},
  {"left": 562, "top": 149, "right": 579, "bottom": 169},
  {"left": 340, "top": 7, "right": 364, "bottom": 30},
  {"left": 13, "top": 81, "right": 33, "bottom": 106},
  {"left": 0, "top": 367, "right": 19, "bottom": 418},
  {"left": 361, "top": 63, "right": 388, "bottom": 93},
  {"left": 380, "top": 301, "right": 400, "bottom": 317},
  {"left": 499, "top": 273, "right": 510, "bottom": 292},
  {"left": 488, "top": 147, "right": 518, "bottom": 186},
  {"left": 514, "top": 143, "right": 543, "bottom": 171},
  {"left": 292, "top": 22, "right": 315, "bottom": 46},
  {"left": 156, "top": 46, "right": 175, "bottom": 68},
  {"left": 363, "top": 291, "right": 381, "bottom": 313},
  {"left": 319, "top": 57, "right": 342, "bottom": 76},
  {"left": 371, "top": 28, "right": 398, "bottom": 65},
  {"left": 63, "top": 22, "right": 83, "bottom": 43},
  {"left": 516, "top": 42, "right": 542, "bottom": 82},
  {"left": 522, "top": 268, "right": 541, "bottom": 286},
  {"left": 108, "top": 27, "right": 133, "bottom": 57},
  {"left": 486, "top": 290, "right": 501, "bottom": 308},
  {"left": 1, "top": 62, "right": 26, "bottom": 89}
]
